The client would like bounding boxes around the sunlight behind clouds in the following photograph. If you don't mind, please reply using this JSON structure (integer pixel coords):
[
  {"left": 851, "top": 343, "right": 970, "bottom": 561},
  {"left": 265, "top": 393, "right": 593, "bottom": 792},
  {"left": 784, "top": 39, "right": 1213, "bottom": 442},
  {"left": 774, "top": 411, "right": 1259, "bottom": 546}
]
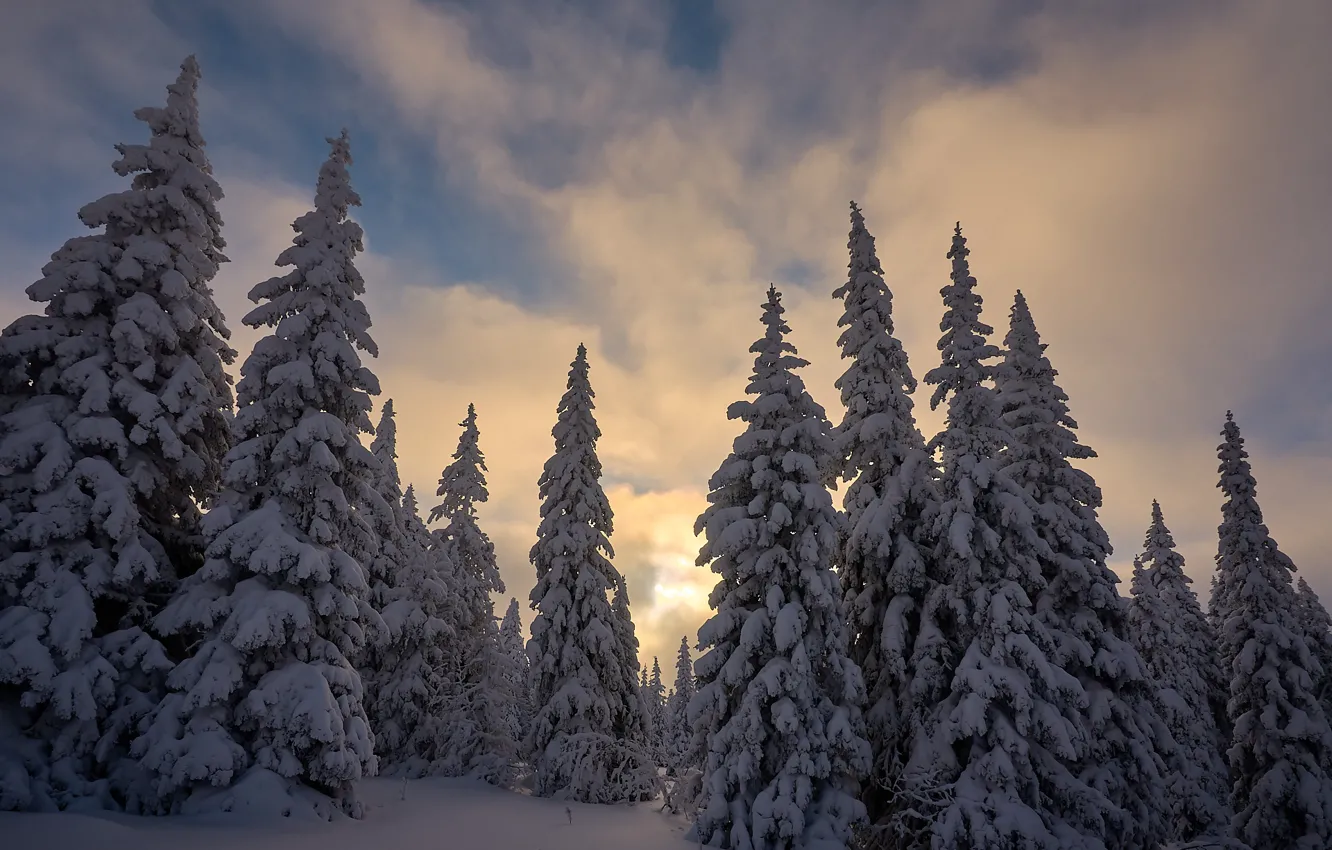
[{"left": 2, "top": 0, "right": 1331, "bottom": 670}]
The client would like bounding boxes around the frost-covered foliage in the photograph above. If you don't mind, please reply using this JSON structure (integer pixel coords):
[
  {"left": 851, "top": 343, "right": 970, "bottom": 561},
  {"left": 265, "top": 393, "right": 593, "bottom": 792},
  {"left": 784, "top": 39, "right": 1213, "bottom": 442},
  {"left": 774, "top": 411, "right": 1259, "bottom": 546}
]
[
  {"left": 689, "top": 286, "right": 871, "bottom": 850},
  {"left": 1213, "top": 413, "right": 1332, "bottom": 850},
  {"left": 994, "top": 290, "right": 1169, "bottom": 849},
  {"left": 498, "top": 598, "right": 531, "bottom": 748},
  {"left": 1294, "top": 577, "right": 1332, "bottom": 734},
  {"left": 428, "top": 404, "right": 516, "bottom": 783},
  {"left": 132, "top": 132, "right": 383, "bottom": 817},
  {"left": 359, "top": 402, "right": 454, "bottom": 773},
  {"left": 827, "top": 202, "right": 939, "bottom": 831},
  {"left": 665, "top": 636, "right": 696, "bottom": 773},
  {"left": 912, "top": 227, "right": 1112, "bottom": 850},
  {"left": 1127, "top": 501, "right": 1231, "bottom": 843},
  {"left": 528, "top": 732, "right": 658, "bottom": 805},
  {"left": 0, "top": 55, "right": 233, "bottom": 812},
  {"left": 526, "top": 346, "right": 649, "bottom": 801}
]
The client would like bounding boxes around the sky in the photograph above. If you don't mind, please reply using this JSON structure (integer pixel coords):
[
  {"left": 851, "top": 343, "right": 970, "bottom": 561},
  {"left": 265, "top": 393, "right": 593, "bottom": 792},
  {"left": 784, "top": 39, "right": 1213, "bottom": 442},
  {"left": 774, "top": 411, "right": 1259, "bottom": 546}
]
[{"left": 2, "top": 0, "right": 1331, "bottom": 671}]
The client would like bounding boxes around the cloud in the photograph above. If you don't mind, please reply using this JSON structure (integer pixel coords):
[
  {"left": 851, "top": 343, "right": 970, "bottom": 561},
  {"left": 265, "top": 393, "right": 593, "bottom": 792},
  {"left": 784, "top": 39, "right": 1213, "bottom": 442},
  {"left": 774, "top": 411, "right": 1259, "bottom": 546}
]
[{"left": 3, "top": 0, "right": 1332, "bottom": 670}]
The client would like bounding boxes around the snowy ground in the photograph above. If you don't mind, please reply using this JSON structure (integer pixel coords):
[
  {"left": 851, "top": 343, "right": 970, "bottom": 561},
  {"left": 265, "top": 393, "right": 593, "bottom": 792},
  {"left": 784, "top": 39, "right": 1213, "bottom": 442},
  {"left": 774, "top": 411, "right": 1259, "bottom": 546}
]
[{"left": 2, "top": 778, "right": 694, "bottom": 850}]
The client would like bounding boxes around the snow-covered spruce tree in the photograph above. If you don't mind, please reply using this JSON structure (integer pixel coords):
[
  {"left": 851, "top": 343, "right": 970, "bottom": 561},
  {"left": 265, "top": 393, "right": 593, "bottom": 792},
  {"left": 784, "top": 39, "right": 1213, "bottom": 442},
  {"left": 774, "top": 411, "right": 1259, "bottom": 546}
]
[
  {"left": 1295, "top": 578, "right": 1332, "bottom": 734},
  {"left": 994, "top": 290, "right": 1169, "bottom": 849},
  {"left": 827, "top": 201, "right": 940, "bottom": 833},
  {"left": 910, "top": 225, "right": 1111, "bottom": 850},
  {"left": 498, "top": 598, "right": 532, "bottom": 748},
  {"left": 358, "top": 400, "right": 454, "bottom": 773},
  {"left": 689, "top": 285, "right": 871, "bottom": 850},
  {"left": 1126, "top": 501, "right": 1230, "bottom": 843},
  {"left": 131, "top": 131, "right": 383, "bottom": 818},
  {"left": 428, "top": 403, "right": 517, "bottom": 783},
  {"left": 1213, "top": 413, "right": 1332, "bottom": 850},
  {"left": 0, "top": 55, "right": 233, "bottom": 812},
  {"left": 648, "top": 657, "right": 666, "bottom": 761},
  {"left": 526, "top": 344, "right": 653, "bottom": 802},
  {"left": 665, "top": 635, "right": 696, "bottom": 772}
]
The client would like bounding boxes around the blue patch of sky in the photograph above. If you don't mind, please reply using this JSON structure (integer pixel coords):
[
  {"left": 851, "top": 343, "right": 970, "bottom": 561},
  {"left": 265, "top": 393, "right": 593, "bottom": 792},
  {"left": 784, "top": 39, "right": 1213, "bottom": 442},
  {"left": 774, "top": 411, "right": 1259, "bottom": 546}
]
[
  {"left": 153, "top": 1, "right": 554, "bottom": 299},
  {"left": 665, "top": 0, "right": 729, "bottom": 73}
]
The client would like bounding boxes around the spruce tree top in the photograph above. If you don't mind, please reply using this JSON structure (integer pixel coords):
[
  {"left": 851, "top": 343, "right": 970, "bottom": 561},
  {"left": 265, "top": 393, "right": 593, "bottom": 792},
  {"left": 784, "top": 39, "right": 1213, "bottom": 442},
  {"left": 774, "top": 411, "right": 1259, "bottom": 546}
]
[
  {"left": 222, "top": 129, "right": 381, "bottom": 551},
  {"left": 371, "top": 398, "right": 400, "bottom": 496},
  {"left": 1211, "top": 411, "right": 1294, "bottom": 641},
  {"left": 4, "top": 54, "right": 236, "bottom": 502},
  {"left": 430, "top": 403, "right": 487, "bottom": 523},
  {"left": 673, "top": 636, "right": 694, "bottom": 699},
  {"left": 831, "top": 201, "right": 925, "bottom": 476},
  {"left": 531, "top": 344, "right": 614, "bottom": 572},
  {"left": 923, "top": 224, "right": 1004, "bottom": 458}
]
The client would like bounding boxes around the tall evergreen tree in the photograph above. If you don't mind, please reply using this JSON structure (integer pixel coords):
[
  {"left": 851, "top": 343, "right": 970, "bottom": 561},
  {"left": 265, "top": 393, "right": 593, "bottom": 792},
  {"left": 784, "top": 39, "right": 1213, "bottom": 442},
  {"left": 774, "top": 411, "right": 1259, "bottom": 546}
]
[
  {"left": 428, "top": 404, "right": 516, "bottom": 783},
  {"left": 1126, "top": 501, "right": 1230, "bottom": 843},
  {"left": 132, "top": 131, "right": 382, "bottom": 817},
  {"left": 665, "top": 635, "right": 696, "bottom": 772},
  {"left": 1213, "top": 413, "right": 1332, "bottom": 850},
  {"left": 911, "top": 226, "right": 1110, "bottom": 849},
  {"left": 827, "top": 201, "right": 940, "bottom": 831},
  {"left": 0, "top": 56, "right": 234, "bottom": 812},
  {"left": 994, "top": 290, "right": 1168, "bottom": 849},
  {"left": 526, "top": 346, "right": 652, "bottom": 801},
  {"left": 689, "top": 285, "right": 870, "bottom": 850}
]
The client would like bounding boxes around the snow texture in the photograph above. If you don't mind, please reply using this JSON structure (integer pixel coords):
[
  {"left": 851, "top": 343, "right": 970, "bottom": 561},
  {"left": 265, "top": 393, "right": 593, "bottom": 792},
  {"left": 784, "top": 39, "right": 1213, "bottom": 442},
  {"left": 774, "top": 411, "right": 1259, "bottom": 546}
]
[
  {"left": 827, "top": 202, "right": 940, "bottom": 834},
  {"left": 525, "top": 346, "right": 652, "bottom": 802},
  {"left": 688, "top": 285, "right": 871, "bottom": 850},
  {"left": 132, "top": 131, "right": 383, "bottom": 817},
  {"left": 0, "top": 55, "right": 233, "bottom": 813},
  {"left": 1213, "top": 413, "right": 1332, "bottom": 850},
  {"left": 995, "top": 290, "right": 1169, "bottom": 850},
  {"left": 0, "top": 775, "right": 696, "bottom": 850},
  {"left": 1127, "top": 501, "right": 1232, "bottom": 843}
]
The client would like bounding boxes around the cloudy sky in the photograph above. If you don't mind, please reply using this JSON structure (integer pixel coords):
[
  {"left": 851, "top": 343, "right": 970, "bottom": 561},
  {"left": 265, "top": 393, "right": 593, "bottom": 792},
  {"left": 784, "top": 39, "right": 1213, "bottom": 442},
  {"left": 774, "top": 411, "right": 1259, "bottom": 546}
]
[{"left": 3, "top": 0, "right": 1331, "bottom": 669}]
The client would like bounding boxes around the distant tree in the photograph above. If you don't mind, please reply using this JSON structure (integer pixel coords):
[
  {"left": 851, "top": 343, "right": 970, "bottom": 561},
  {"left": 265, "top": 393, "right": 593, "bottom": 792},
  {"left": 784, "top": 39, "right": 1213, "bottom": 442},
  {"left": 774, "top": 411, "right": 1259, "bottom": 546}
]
[
  {"left": 1127, "top": 501, "right": 1231, "bottom": 843},
  {"left": 429, "top": 404, "right": 516, "bottom": 783},
  {"left": 498, "top": 598, "right": 531, "bottom": 745},
  {"left": 526, "top": 346, "right": 652, "bottom": 802},
  {"left": 664, "top": 636, "right": 695, "bottom": 772},
  {"left": 134, "top": 131, "right": 381, "bottom": 817},
  {"left": 689, "top": 286, "right": 870, "bottom": 849},
  {"left": 0, "top": 56, "right": 234, "bottom": 812},
  {"left": 360, "top": 401, "right": 455, "bottom": 774},
  {"left": 1214, "top": 413, "right": 1332, "bottom": 850}
]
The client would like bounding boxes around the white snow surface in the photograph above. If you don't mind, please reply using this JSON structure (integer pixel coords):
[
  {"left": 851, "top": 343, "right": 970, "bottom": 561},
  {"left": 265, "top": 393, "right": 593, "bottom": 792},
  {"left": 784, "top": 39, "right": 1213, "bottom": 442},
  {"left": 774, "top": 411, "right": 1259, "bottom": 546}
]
[{"left": 0, "top": 775, "right": 693, "bottom": 850}]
